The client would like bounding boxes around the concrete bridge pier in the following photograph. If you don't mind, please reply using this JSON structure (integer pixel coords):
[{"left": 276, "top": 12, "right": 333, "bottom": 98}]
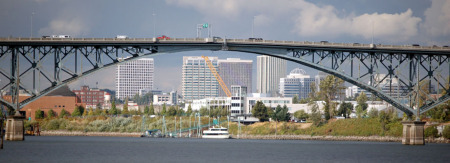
[
  {"left": 5, "top": 115, "right": 25, "bottom": 141},
  {"left": 402, "top": 121, "right": 426, "bottom": 145}
]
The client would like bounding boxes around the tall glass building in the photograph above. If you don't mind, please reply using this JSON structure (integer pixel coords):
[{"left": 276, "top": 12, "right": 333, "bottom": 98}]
[
  {"left": 182, "top": 56, "right": 219, "bottom": 102},
  {"left": 218, "top": 58, "right": 253, "bottom": 97},
  {"left": 256, "top": 55, "right": 286, "bottom": 96},
  {"left": 279, "top": 68, "right": 315, "bottom": 99},
  {"left": 116, "top": 58, "right": 154, "bottom": 100}
]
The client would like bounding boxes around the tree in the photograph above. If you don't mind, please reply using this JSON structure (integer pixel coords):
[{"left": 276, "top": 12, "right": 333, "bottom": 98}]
[
  {"left": 199, "top": 106, "right": 208, "bottom": 116},
  {"left": 424, "top": 126, "right": 438, "bottom": 138},
  {"left": 368, "top": 108, "right": 379, "bottom": 118},
  {"left": 79, "top": 105, "right": 85, "bottom": 115},
  {"left": 161, "top": 103, "right": 167, "bottom": 115},
  {"left": 82, "top": 107, "right": 88, "bottom": 116},
  {"left": 319, "top": 75, "right": 344, "bottom": 120},
  {"left": 220, "top": 106, "right": 228, "bottom": 117},
  {"left": 96, "top": 103, "right": 102, "bottom": 110},
  {"left": 292, "top": 95, "right": 300, "bottom": 104},
  {"left": 72, "top": 106, "right": 82, "bottom": 116},
  {"left": 308, "top": 101, "right": 322, "bottom": 126},
  {"left": 122, "top": 98, "right": 129, "bottom": 115},
  {"left": 35, "top": 109, "right": 44, "bottom": 119},
  {"left": 443, "top": 126, "right": 450, "bottom": 139},
  {"left": 273, "top": 105, "right": 290, "bottom": 121},
  {"left": 378, "top": 110, "right": 391, "bottom": 131},
  {"left": 294, "top": 110, "right": 309, "bottom": 120},
  {"left": 299, "top": 98, "right": 309, "bottom": 104},
  {"left": 47, "top": 109, "right": 55, "bottom": 118},
  {"left": 94, "top": 108, "right": 102, "bottom": 115},
  {"left": 427, "top": 103, "right": 449, "bottom": 122},
  {"left": 177, "top": 106, "right": 185, "bottom": 116},
  {"left": 144, "top": 106, "right": 150, "bottom": 115},
  {"left": 102, "top": 109, "right": 108, "bottom": 115},
  {"left": 168, "top": 105, "right": 177, "bottom": 116},
  {"left": 88, "top": 108, "right": 94, "bottom": 116},
  {"left": 149, "top": 103, "right": 155, "bottom": 115},
  {"left": 272, "top": 105, "right": 282, "bottom": 120},
  {"left": 110, "top": 99, "right": 118, "bottom": 115},
  {"left": 251, "top": 101, "right": 270, "bottom": 122},
  {"left": 309, "top": 82, "right": 318, "bottom": 101},
  {"left": 186, "top": 104, "right": 193, "bottom": 116},
  {"left": 337, "top": 102, "right": 353, "bottom": 118},
  {"left": 59, "top": 109, "right": 69, "bottom": 118},
  {"left": 356, "top": 92, "right": 368, "bottom": 118}
]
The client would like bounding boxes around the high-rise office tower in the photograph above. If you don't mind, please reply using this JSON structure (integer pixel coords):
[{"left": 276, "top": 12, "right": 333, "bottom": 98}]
[
  {"left": 279, "top": 68, "right": 315, "bottom": 99},
  {"left": 256, "top": 55, "right": 286, "bottom": 96},
  {"left": 116, "top": 58, "right": 154, "bottom": 99},
  {"left": 218, "top": 58, "right": 252, "bottom": 97},
  {"left": 182, "top": 56, "right": 219, "bottom": 102}
]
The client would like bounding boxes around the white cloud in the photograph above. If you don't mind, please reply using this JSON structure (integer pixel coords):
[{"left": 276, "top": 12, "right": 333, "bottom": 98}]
[
  {"left": 422, "top": 0, "right": 450, "bottom": 37},
  {"left": 294, "top": 8, "right": 421, "bottom": 42},
  {"left": 167, "top": 0, "right": 422, "bottom": 42},
  {"left": 39, "top": 16, "right": 89, "bottom": 37}
]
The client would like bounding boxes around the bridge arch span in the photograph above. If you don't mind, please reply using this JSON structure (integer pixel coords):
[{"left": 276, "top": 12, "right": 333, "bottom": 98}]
[{"left": 1, "top": 38, "right": 449, "bottom": 117}]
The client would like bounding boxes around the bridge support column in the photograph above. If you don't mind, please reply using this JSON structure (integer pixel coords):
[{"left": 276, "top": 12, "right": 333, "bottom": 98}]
[
  {"left": 5, "top": 115, "right": 25, "bottom": 141},
  {"left": 402, "top": 121, "right": 425, "bottom": 145}
]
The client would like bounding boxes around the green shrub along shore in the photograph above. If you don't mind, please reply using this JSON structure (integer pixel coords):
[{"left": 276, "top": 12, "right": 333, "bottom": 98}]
[
  {"left": 25, "top": 115, "right": 449, "bottom": 140},
  {"left": 227, "top": 118, "right": 403, "bottom": 137},
  {"left": 25, "top": 116, "right": 450, "bottom": 141}
]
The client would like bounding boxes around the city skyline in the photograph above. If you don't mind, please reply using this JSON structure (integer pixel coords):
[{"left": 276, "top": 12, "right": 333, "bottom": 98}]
[{"left": 0, "top": 0, "right": 449, "bottom": 93}]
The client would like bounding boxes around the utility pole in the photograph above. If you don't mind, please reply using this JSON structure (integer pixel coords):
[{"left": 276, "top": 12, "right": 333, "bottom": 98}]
[
  {"left": 31, "top": 12, "right": 35, "bottom": 38},
  {"left": 174, "top": 116, "right": 176, "bottom": 137},
  {"left": 152, "top": 11, "right": 156, "bottom": 38},
  {"left": 252, "top": 16, "right": 255, "bottom": 38},
  {"left": 179, "top": 116, "right": 182, "bottom": 138},
  {"left": 189, "top": 115, "right": 191, "bottom": 138}
]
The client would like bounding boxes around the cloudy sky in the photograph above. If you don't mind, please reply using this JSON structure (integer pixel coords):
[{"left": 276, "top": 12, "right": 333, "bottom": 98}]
[{"left": 1, "top": 0, "right": 449, "bottom": 92}]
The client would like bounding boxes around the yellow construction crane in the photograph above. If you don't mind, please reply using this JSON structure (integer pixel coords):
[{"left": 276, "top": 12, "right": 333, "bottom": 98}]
[{"left": 201, "top": 56, "right": 232, "bottom": 97}]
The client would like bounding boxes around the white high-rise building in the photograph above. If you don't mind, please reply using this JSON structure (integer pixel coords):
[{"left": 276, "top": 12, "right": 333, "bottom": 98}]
[
  {"left": 256, "top": 55, "right": 286, "bottom": 96},
  {"left": 182, "top": 56, "right": 219, "bottom": 102},
  {"left": 279, "top": 68, "right": 315, "bottom": 98},
  {"left": 116, "top": 58, "right": 154, "bottom": 100},
  {"left": 218, "top": 58, "right": 252, "bottom": 97}
]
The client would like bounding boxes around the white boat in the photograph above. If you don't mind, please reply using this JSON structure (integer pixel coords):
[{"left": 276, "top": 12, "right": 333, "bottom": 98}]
[{"left": 202, "top": 126, "right": 230, "bottom": 139}]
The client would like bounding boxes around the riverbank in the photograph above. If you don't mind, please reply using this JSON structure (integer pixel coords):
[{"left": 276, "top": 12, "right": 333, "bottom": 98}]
[
  {"left": 39, "top": 130, "right": 449, "bottom": 143},
  {"left": 231, "top": 134, "right": 450, "bottom": 143},
  {"left": 40, "top": 130, "right": 142, "bottom": 137}
]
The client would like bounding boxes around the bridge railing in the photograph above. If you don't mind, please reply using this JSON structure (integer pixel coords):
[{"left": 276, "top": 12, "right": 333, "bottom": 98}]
[{"left": 0, "top": 37, "right": 449, "bottom": 50}]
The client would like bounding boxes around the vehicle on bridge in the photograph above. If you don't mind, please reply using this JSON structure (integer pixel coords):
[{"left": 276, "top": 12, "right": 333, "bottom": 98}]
[
  {"left": 249, "top": 37, "right": 263, "bottom": 41},
  {"left": 42, "top": 35, "right": 71, "bottom": 38},
  {"left": 115, "top": 35, "right": 129, "bottom": 39},
  {"left": 157, "top": 35, "right": 170, "bottom": 39}
]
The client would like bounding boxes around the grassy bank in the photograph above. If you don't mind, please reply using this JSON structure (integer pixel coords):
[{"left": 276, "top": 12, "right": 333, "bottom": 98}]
[
  {"left": 26, "top": 116, "right": 225, "bottom": 133},
  {"left": 227, "top": 118, "right": 403, "bottom": 137},
  {"left": 27, "top": 116, "right": 403, "bottom": 137}
]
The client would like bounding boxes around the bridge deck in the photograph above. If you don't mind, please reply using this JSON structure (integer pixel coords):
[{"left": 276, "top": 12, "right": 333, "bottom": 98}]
[{"left": 1, "top": 37, "right": 449, "bottom": 54}]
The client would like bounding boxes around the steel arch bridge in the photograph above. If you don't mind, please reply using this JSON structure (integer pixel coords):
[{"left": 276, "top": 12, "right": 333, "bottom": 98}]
[{"left": 0, "top": 37, "right": 449, "bottom": 117}]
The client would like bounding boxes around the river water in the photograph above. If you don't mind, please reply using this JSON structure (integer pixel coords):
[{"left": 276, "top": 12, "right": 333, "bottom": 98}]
[{"left": 1, "top": 136, "right": 449, "bottom": 162}]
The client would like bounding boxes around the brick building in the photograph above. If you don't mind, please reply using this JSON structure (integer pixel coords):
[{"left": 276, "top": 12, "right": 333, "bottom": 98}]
[
  {"left": 1, "top": 85, "right": 76, "bottom": 120},
  {"left": 72, "top": 85, "right": 106, "bottom": 109}
]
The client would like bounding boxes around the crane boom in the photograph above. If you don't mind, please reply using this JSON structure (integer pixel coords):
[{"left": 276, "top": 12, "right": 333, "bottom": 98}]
[{"left": 201, "top": 56, "right": 232, "bottom": 97}]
